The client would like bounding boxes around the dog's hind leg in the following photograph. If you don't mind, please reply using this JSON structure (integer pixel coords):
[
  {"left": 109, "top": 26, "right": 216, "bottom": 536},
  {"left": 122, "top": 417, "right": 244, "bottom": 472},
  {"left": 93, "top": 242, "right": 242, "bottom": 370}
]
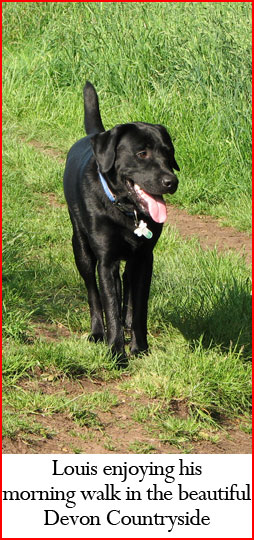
[
  {"left": 71, "top": 221, "right": 105, "bottom": 342},
  {"left": 113, "top": 263, "right": 122, "bottom": 319},
  {"left": 122, "top": 262, "right": 133, "bottom": 331}
]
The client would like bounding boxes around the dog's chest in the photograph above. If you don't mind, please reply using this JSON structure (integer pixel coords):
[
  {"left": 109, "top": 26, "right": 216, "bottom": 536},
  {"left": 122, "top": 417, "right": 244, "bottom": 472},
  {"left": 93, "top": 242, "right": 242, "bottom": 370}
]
[
  {"left": 110, "top": 222, "right": 160, "bottom": 260},
  {"left": 89, "top": 212, "right": 162, "bottom": 261}
]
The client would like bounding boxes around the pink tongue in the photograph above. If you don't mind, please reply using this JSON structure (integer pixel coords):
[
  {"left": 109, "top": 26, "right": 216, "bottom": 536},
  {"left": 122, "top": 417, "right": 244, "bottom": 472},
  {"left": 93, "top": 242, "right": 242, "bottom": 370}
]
[{"left": 137, "top": 187, "right": 167, "bottom": 223}]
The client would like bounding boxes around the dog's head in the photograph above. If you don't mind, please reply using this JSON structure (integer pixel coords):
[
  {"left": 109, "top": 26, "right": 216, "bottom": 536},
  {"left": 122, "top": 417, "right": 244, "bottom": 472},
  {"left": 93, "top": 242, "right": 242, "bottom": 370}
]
[{"left": 90, "top": 122, "right": 179, "bottom": 223}]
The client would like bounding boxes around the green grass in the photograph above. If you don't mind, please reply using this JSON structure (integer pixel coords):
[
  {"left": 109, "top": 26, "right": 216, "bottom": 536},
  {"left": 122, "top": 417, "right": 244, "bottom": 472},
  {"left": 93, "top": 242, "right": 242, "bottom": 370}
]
[
  {"left": 2, "top": 139, "right": 251, "bottom": 447},
  {"left": 2, "top": 410, "right": 56, "bottom": 441},
  {"left": 2, "top": 2, "right": 251, "bottom": 230},
  {"left": 2, "top": 3, "right": 252, "bottom": 451}
]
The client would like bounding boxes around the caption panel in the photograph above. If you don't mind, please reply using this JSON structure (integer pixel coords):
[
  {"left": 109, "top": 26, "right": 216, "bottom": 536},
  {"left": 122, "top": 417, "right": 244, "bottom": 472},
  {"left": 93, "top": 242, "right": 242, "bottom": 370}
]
[{"left": 2, "top": 453, "right": 252, "bottom": 538}]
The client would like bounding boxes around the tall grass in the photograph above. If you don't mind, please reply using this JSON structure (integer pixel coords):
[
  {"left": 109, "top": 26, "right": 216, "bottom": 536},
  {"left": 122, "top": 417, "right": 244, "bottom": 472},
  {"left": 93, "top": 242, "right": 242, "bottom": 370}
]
[{"left": 3, "top": 2, "right": 251, "bottom": 230}]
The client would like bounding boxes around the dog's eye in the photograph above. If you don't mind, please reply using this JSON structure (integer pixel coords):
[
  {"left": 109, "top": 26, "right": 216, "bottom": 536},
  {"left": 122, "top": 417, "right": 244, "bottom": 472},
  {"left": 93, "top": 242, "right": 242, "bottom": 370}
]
[{"left": 137, "top": 150, "right": 148, "bottom": 159}]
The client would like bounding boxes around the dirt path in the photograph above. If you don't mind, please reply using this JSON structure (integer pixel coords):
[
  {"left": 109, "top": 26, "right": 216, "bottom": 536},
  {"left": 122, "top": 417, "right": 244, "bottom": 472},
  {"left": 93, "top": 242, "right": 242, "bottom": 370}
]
[
  {"left": 25, "top": 136, "right": 252, "bottom": 265},
  {"left": 166, "top": 205, "right": 251, "bottom": 266},
  {"left": 3, "top": 375, "right": 252, "bottom": 455}
]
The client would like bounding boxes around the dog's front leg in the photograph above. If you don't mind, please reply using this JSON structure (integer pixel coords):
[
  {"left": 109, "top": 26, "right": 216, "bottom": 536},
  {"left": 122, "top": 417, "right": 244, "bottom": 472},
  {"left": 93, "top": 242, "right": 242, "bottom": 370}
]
[
  {"left": 129, "top": 252, "right": 153, "bottom": 355},
  {"left": 97, "top": 260, "right": 126, "bottom": 364}
]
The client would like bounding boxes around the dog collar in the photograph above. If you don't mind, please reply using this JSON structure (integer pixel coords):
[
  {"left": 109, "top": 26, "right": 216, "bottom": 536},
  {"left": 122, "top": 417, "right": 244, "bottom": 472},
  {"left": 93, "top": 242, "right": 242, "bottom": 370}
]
[
  {"left": 98, "top": 169, "right": 133, "bottom": 215},
  {"left": 98, "top": 170, "right": 116, "bottom": 202},
  {"left": 97, "top": 169, "right": 153, "bottom": 239}
]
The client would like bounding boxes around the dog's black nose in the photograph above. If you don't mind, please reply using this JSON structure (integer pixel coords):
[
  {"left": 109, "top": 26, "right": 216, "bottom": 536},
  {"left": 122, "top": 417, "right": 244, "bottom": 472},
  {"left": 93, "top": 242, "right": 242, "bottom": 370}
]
[{"left": 162, "top": 175, "right": 178, "bottom": 191}]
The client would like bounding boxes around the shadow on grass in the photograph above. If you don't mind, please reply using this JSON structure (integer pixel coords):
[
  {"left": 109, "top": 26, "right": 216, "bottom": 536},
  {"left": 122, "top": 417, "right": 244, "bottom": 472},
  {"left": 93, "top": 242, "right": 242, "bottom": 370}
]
[
  {"left": 4, "top": 264, "right": 252, "bottom": 359},
  {"left": 3, "top": 249, "right": 89, "bottom": 336},
  {"left": 3, "top": 237, "right": 252, "bottom": 361},
  {"left": 168, "top": 280, "right": 252, "bottom": 360}
]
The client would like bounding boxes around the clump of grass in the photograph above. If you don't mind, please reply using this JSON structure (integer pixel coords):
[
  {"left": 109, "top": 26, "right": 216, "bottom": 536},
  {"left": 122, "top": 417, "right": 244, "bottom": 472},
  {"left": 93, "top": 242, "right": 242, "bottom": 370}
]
[
  {"left": 127, "top": 335, "right": 252, "bottom": 422},
  {"left": 71, "top": 409, "right": 102, "bottom": 430},
  {"left": 150, "top": 227, "right": 252, "bottom": 359},
  {"left": 3, "top": 339, "right": 120, "bottom": 387},
  {"left": 2, "top": 410, "right": 55, "bottom": 440},
  {"left": 128, "top": 442, "right": 156, "bottom": 454},
  {"left": 3, "top": 386, "right": 119, "bottom": 441}
]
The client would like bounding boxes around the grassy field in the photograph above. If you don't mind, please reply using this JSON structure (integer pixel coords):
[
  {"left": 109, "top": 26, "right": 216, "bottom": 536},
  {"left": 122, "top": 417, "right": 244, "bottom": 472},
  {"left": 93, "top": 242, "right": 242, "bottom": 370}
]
[
  {"left": 3, "top": 2, "right": 251, "bottom": 231},
  {"left": 2, "top": 3, "right": 252, "bottom": 452}
]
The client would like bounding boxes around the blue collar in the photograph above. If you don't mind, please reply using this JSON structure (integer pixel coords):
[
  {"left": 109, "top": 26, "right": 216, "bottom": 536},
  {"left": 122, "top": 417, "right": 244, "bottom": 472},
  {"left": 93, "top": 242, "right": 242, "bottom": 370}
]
[
  {"left": 97, "top": 168, "right": 135, "bottom": 218},
  {"left": 98, "top": 169, "right": 153, "bottom": 239},
  {"left": 98, "top": 170, "right": 116, "bottom": 202}
]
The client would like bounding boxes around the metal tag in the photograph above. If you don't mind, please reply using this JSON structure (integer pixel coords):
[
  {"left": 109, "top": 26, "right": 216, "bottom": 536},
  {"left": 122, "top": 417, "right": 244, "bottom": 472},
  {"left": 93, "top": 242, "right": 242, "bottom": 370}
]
[{"left": 134, "top": 220, "right": 153, "bottom": 239}]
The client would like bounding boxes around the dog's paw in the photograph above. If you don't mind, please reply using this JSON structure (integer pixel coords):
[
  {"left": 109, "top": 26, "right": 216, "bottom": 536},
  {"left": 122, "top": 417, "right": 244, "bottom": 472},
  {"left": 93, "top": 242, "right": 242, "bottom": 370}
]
[
  {"left": 88, "top": 333, "right": 104, "bottom": 343},
  {"left": 130, "top": 343, "right": 149, "bottom": 357},
  {"left": 130, "top": 334, "right": 148, "bottom": 356}
]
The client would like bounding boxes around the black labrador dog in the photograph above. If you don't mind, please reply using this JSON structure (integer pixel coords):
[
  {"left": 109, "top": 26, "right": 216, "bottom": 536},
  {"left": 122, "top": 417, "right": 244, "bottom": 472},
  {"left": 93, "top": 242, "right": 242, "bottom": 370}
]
[{"left": 63, "top": 82, "right": 179, "bottom": 365}]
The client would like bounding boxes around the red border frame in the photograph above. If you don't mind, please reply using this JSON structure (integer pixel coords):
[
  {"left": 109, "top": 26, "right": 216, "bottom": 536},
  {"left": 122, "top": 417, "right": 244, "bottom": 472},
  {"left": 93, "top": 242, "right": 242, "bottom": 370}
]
[{"left": 1, "top": 1, "right": 253, "bottom": 539}]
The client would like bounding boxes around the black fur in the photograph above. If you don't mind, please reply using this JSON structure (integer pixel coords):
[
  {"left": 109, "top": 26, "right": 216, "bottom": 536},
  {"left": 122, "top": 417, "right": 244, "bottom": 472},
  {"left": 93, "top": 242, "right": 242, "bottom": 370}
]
[{"left": 63, "top": 81, "right": 179, "bottom": 365}]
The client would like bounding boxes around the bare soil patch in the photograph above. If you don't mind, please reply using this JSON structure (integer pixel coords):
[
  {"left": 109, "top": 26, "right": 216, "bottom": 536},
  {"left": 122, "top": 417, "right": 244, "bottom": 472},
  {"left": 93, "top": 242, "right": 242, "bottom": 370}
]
[
  {"left": 40, "top": 192, "right": 65, "bottom": 209},
  {"left": 32, "top": 320, "right": 72, "bottom": 342},
  {"left": 166, "top": 205, "right": 251, "bottom": 265},
  {"left": 3, "top": 375, "right": 252, "bottom": 455},
  {"left": 24, "top": 138, "right": 65, "bottom": 163}
]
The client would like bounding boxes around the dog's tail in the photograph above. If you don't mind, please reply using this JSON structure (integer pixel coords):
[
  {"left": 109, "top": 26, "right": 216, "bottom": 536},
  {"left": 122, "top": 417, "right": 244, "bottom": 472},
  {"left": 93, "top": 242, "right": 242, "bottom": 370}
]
[{"left": 83, "top": 81, "right": 105, "bottom": 135}]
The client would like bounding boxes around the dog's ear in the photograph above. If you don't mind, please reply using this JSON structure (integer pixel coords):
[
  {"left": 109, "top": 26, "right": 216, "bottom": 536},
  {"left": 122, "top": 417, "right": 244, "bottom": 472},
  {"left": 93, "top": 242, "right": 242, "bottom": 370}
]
[
  {"left": 157, "top": 125, "right": 180, "bottom": 172},
  {"left": 172, "top": 157, "right": 180, "bottom": 171},
  {"left": 90, "top": 125, "right": 125, "bottom": 173}
]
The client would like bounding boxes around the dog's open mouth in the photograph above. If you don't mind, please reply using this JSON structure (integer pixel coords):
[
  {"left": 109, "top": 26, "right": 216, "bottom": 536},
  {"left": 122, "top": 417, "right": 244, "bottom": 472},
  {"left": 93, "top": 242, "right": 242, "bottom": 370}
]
[{"left": 126, "top": 180, "right": 167, "bottom": 224}]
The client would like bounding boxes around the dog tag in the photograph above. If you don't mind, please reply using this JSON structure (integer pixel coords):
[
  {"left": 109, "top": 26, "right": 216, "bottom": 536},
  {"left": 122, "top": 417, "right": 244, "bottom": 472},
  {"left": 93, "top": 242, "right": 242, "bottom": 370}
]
[{"left": 134, "top": 220, "right": 153, "bottom": 239}]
